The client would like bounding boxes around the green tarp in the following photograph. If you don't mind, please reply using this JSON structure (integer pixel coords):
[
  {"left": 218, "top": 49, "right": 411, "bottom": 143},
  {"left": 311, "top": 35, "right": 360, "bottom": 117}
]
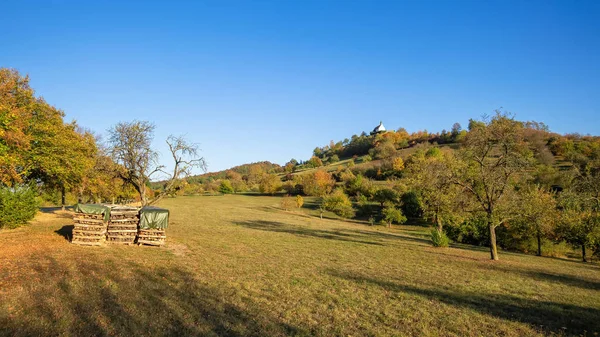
[
  {"left": 139, "top": 206, "right": 169, "bottom": 229},
  {"left": 73, "top": 204, "right": 111, "bottom": 222}
]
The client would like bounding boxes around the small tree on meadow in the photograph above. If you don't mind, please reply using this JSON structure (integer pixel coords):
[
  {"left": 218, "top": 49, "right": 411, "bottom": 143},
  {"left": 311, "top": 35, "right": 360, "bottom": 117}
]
[
  {"left": 295, "top": 195, "right": 304, "bottom": 208},
  {"left": 382, "top": 203, "right": 407, "bottom": 228},
  {"left": 321, "top": 189, "right": 355, "bottom": 218}
]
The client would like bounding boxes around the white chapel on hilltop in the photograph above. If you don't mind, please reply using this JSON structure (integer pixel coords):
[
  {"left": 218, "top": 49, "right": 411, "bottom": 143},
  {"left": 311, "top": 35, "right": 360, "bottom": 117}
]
[{"left": 371, "top": 121, "right": 386, "bottom": 135}]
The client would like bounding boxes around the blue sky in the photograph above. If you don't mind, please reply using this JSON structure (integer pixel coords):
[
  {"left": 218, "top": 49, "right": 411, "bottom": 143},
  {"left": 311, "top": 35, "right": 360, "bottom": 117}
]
[{"left": 1, "top": 0, "right": 599, "bottom": 173}]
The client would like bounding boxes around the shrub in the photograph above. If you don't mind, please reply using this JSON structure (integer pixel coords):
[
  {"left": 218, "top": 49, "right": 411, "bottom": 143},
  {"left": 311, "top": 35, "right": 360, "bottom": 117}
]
[
  {"left": 218, "top": 180, "right": 234, "bottom": 194},
  {"left": 382, "top": 204, "right": 407, "bottom": 227},
  {"left": 401, "top": 191, "right": 423, "bottom": 218},
  {"left": 445, "top": 215, "right": 489, "bottom": 246},
  {"left": 431, "top": 229, "right": 450, "bottom": 247},
  {"left": 295, "top": 195, "right": 304, "bottom": 208},
  {"left": 0, "top": 185, "right": 39, "bottom": 229},
  {"left": 322, "top": 189, "right": 355, "bottom": 218}
]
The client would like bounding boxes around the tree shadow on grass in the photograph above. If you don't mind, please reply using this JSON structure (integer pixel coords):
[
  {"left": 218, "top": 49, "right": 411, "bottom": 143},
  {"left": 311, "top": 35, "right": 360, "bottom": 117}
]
[
  {"left": 474, "top": 263, "right": 600, "bottom": 292},
  {"left": 339, "top": 228, "right": 431, "bottom": 246},
  {"left": 0, "top": 256, "right": 306, "bottom": 337},
  {"left": 235, "top": 220, "right": 384, "bottom": 246},
  {"left": 55, "top": 225, "right": 73, "bottom": 242},
  {"left": 328, "top": 270, "right": 600, "bottom": 336}
]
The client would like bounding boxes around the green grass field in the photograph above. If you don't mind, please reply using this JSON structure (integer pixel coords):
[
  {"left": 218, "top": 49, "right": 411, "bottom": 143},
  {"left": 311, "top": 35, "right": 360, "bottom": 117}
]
[{"left": 1, "top": 195, "right": 599, "bottom": 336}]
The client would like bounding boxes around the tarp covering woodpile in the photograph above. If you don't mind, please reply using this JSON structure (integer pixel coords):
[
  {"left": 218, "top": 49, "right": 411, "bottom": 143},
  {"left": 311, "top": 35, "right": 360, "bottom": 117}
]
[
  {"left": 106, "top": 205, "right": 139, "bottom": 245},
  {"left": 138, "top": 206, "right": 169, "bottom": 246},
  {"left": 72, "top": 204, "right": 110, "bottom": 246},
  {"left": 139, "top": 206, "right": 169, "bottom": 229},
  {"left": 73, "top": 204, "right": 111, "bottom": 222}
]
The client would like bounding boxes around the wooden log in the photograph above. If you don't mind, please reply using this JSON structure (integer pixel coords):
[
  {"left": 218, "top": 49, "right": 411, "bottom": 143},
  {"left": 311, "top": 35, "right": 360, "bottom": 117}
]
[
  {"left": 73, "top": 230, "right": 106, "bottom": 235},
  {"left": 137, "top": 235, "right": 167, "bottom": 239},
  {"left": 73, "top": 218, "right": 104, "bottom": 223},
  {"left": 109, "top": 218, "right": 139, "bottom": 223}
]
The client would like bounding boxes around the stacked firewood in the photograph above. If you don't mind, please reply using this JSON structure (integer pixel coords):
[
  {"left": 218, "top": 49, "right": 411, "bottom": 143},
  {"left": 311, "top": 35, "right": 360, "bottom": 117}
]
[
  {"left": 137, "top": 206, "right": 169, "bottom": 246},
  {"left": 72, "top": 206, "right": 109, "bottom": 246},
  {"left": 137, "top": 228, "right": 167, "bottom": 246},
  {"left": 106, "top": 206, "right": 140, "bottom": 245}
]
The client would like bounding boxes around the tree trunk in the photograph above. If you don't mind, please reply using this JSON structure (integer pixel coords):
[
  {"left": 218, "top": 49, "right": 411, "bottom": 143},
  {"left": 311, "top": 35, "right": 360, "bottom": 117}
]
[
  {"left": 61, "top": 185, "right": 66, "bottom": 210},
  {"left": 582, "top": 245, "right": 587, "bottom": 262},
  {"left": 435, "top": 214, "right": 443, "bottom": 233},
  {"left": 488, "top": 216, "right": 499, "bottom": 261},
  {"left": 536, "top": 232, "right": 542, "bottom": 256}
]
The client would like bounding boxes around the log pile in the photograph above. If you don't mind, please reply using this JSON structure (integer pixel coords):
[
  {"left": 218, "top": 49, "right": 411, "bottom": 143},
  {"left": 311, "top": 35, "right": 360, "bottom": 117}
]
[
  {"left": 138, "top": 206, "right": 169, "bottom": 246},
  {"left": 72, "top": 204, "right": 109, "bottom": 246},
  {"left": 106, "top": 205, "right": 140, "bottom": 245}
]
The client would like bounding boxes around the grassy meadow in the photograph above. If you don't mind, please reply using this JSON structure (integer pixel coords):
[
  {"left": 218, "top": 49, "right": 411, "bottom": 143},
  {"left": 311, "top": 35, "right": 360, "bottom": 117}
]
[{"left": 1, "top": 195, "right": 599, "bottom": 336}]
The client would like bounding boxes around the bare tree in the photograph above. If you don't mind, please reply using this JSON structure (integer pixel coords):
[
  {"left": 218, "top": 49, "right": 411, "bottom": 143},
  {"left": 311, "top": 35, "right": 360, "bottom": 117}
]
[{"left": 108, "top": 121, "right": 206, "bottom": 206}]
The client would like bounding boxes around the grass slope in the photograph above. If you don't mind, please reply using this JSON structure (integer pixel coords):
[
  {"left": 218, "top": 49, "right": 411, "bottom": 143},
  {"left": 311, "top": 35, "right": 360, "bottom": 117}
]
[{"left": 1, "top": 195, "right": 599, "bottom": 336}]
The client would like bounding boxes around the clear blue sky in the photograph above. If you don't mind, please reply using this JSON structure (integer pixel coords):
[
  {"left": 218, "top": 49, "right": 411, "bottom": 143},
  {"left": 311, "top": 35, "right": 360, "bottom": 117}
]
[{"left": 1, "top": 0, "right": 598, "bottom": 173}]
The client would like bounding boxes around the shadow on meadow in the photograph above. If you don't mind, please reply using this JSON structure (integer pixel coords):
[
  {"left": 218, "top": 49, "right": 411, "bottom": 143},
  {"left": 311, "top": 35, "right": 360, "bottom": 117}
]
[
  {"left": 55, "top": 224, "right": 74, "bottom": 242},
  {"left": 235, "top": 220, "right": 385, "bottom": 246},
  {"left": 473, "top": 263, "right": 600, "bottom": 292},
  {"left": 328, "top": 270, "right": 600, "bottom": 336},
  {"left": 340, "top": 228, "right": 432, "bottom": 246},
  {"left": 0, "top": 256, "right": 305, "bottom": 337}
]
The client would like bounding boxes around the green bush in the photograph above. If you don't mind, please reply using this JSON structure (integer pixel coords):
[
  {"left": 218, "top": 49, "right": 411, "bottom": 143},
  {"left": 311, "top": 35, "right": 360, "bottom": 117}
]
[
  {"left": 445, "top": 215, "right": 489, "bottom": 246},
  {"left": 400, "top": 191, "right": 423, "bottom": 218},
  {"left": 382, "top": 204, "right": 407, "bottom": 227},
  {"left": 218, "top": 180, "right": 234, "bottom": 194},
  {"left": 0, "top": 185, "right": 40, "bottom": 229},
  {"left": 322, "top": 189, "right": 355, "bottom": 218},
  {"left": 431, "top": 229, "right": 450, "bottom": 247}
]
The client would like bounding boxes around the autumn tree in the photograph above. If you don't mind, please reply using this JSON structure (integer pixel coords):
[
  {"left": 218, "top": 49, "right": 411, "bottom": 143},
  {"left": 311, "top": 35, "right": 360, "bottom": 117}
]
[
  {"left": 306, "top": 156, "right": 324, "bottom": 168},
  {"left": 108, "top": 121, "right": 206, "bottom": 206},
  {"left": 302, "top": 170, "right": 335, "bottom": 196},
  {"left": 259, "top": 173, "right": 281, "bottom": 194},
  {"left": 452, "top": 112, "right": 533, "bottom": 260},
  {"left": 1, "top": 69, "right": 99, "bottom": 209},
  {"left": 0, "top": 68, "right": 35, "bottom": 185},
  {"left": 28, "top": 115, "right": 97, "bottom": 208},
  {"left": 516, "top": 185, "right": 557, "bottom": 256},
  {"left": 555, "top": 159, "right": 600, "bottom": 261},
  {"left": 405, "top": 148, "right": 462, "bottom": 234}
]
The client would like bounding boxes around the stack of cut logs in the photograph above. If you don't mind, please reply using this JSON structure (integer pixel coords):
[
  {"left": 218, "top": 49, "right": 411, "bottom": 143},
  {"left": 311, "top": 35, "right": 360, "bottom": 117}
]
[
  {"left": 106, "top": 205, "right": 140, "bottom": 245},
  {"left": 137, "top": 228, "right": 167, "bottom": 246},
  {"left": 72, "top": 206, "right": 108, "bottom": 246},
  {"left": 137, "top": 206, "right": 169, "bottom": 246}
]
